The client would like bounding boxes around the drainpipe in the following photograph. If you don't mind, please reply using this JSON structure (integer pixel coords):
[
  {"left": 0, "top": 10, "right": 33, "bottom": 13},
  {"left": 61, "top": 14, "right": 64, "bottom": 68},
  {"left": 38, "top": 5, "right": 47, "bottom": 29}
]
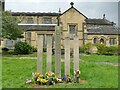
[{"left": 82, "top": 23, "right": 85, "bottom": 45}]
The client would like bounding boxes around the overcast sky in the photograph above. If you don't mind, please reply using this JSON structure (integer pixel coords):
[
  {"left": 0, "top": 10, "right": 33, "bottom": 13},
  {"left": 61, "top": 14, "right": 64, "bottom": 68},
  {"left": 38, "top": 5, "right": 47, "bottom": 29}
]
[{"left": 5, "top": 0, "right": 119, "bottom": 26}]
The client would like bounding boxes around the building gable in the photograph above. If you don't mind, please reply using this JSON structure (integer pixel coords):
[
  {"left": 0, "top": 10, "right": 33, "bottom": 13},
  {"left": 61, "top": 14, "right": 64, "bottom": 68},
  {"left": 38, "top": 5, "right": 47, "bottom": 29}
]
[
  {"left": 60, "top": 5, "right": 87, "bottom": 32},
  {"left": 60, "top": 6, "right": 87, "bottom": 19}
]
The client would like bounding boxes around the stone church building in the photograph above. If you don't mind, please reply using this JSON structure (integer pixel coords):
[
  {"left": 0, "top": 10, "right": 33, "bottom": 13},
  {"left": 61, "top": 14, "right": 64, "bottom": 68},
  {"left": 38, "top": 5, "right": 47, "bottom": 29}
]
[{"left": 1, "top": 2, "right": 119, "bottom": 49}]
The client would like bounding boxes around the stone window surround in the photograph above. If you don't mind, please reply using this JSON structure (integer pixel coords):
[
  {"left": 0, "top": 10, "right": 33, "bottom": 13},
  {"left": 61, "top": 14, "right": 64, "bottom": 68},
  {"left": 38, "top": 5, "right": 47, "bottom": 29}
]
[
  {"left": 42, "top": 16, "right": 52, "bottom": 24},
  {"left": 26, "top": 17, "right": 34, "bottom": 24},
  {"left": 98, "top": 36, "right": 106, "bottom": 44},
  {"left": 67, "top": 23, "right": 78, "bottom": 35},
  {"left": 92, "top": 37, "right": 98, "bottom": 44},
  {"left": 109, "top": 38, "right": 116, "bottom": 46}
]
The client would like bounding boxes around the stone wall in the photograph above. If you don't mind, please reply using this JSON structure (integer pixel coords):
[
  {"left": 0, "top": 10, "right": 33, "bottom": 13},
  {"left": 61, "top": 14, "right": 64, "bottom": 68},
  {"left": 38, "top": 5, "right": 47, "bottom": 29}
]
[{"left": 85, "top": 34, "right": 118, "bottom": 46}]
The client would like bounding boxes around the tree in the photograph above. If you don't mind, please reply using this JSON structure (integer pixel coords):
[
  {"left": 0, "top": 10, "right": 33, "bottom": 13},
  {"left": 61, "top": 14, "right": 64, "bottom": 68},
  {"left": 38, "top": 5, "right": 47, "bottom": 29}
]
[{"left": 2, "top": 11, "right": 24, "bottom": 40}]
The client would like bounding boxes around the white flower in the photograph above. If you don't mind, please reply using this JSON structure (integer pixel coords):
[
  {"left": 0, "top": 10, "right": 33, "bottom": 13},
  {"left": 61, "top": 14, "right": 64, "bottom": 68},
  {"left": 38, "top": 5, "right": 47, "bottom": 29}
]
[
  {"left": 26, "top": 79, "right": 32, "bottom": 84},
  {"left": 77, "top": 70, "right": 81, "bottom": 74},
  {"left": 74, "top": 70, "right": 81, "bottom": 74},
  {"left": 32, "top": 72, "right": 35, "bottom": 77}
]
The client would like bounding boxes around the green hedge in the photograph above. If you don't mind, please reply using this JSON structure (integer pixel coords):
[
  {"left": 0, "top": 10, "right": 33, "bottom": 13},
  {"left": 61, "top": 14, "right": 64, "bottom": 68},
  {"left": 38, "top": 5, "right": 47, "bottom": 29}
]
[
  {"left": 14, "top": 41, "right": 33, "bottom": 54},
  {"left": 79, "top": 43, "right": 93, "bottom": 54},
  {"left": 95, "top": 43, "right": 118, "bottom": 55},
  {"left": 80, "top": 43, "right": 118, "bottom": 55}
]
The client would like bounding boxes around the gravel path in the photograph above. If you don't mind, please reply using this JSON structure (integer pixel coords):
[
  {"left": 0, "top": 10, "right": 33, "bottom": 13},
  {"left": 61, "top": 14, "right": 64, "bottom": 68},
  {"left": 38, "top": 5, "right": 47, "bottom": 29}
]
[{"left": 95, "top": 62, "right": 120, "bottom": 66}]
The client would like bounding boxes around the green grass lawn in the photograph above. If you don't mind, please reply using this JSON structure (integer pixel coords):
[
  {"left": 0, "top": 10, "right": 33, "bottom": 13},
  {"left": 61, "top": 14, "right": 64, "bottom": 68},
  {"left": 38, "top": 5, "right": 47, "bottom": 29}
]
[
  {"left": 80, "top": 54, "right": 118, "bottom": 63},
  {"left": 2, "top": 53, "right": 118, "bottom": 88}
]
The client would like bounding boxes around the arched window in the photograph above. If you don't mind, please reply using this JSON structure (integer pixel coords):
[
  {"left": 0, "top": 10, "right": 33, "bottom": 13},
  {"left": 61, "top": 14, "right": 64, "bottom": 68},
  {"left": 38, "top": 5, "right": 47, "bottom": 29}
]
[
  {"left": 100, "top": 38, "right": 104, "bottom": 44},
  {"left": 93, "top": 38, "right": 97, "bottom": 44}
]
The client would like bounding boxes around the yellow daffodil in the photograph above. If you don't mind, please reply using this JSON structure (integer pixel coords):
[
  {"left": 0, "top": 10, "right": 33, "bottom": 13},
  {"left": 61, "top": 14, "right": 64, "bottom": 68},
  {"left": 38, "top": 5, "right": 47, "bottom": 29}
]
[
  {"left": 41, "top": 79, "right": 48, "bottom": 83},
  {"left": 37, "top": 77, "right": 42, "bottom": 82},
  {"left": 48, "top": 73, "right": 51, "bottom": 77},
  {"left": 39, "top": 74, "right": 43, "bottom": 78}
]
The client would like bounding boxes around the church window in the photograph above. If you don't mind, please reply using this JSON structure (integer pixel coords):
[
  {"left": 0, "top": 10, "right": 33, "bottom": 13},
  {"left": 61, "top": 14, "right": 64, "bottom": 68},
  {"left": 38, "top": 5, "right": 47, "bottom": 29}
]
[
  {"left": 109, "top": 38, "right": 115, "bottom": 45},
  {"left": 93, "top": 38, "right": 97, "bottom": 44},
  {"left": 43, "top": 17, "right": 52, "bottom": 24},
  {"left": 27, "top": 17, "right": 34, "bottom": 24},
  {"left": 69, "top": 25, "right": 76, "bottom": 34},
  {"left": 100, "top": 38, "right": 105, "bottom": 44}
]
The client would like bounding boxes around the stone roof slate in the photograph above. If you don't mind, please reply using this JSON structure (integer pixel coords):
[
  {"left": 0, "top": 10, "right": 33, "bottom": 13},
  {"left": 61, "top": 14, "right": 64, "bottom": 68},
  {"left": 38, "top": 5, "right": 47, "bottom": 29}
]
[
  {"left": 12, "top": 12, "right": 59, "bottom": 16},
  {"left": 19, "top": 24, "right": 55, "bottom": 31},
  {"left": 85, "top": 19, "right": 114, "bottom": 25},
  {"left": 87, "top": 26, "right": 120, "bottom": 35}
]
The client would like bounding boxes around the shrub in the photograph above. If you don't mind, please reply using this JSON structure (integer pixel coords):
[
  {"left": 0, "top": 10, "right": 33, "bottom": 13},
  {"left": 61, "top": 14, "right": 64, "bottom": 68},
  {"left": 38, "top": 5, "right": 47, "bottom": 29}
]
[
  {"left": 95, "top": 43, "right": 107, "bottom": 55},
  {"left": 43, "top": 48, "right": 46, "bottom": 52},
  {"left": 61, "top": 49, "right": 65, "bottom": 55},
  {"left": 70, "top": 49, "right": 73, "bottom": 56},
  {"left": 103, "top": 46, "right": 118, "bottom": 55},
  {"left": 2, "top": 47, "right": 9, "bottom": 52},
  {"left": 52, "top": 49, "right": 55, "bottom": 55},
  {"left": 95, "top": 43, "right": 118, "bottom": 55},
  {"left": 83, "top": 43, "right": 93, "bottom": 54},
  {"left": 79, "top": 47, "right": 85, "bottom": 53},
  {"left": 32, "top": 47, "right": 37, "bottom": 52},
  {"left": 2, "top": 47, "right": 9, "bottom": 55},
  {"left": 14, "top": 41, "right": 33, "bottom": 54}
]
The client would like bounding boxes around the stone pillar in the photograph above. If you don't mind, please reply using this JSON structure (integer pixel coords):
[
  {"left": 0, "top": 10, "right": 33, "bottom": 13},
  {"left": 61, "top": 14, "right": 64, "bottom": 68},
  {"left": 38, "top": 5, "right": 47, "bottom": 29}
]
[
  {"left": 64, "top": 37, "right": 70, "bottom": 76},
  {"left": 55, "top": 26, "right": 61, "bottom": 78},
  {"left": 37, "top": 35, "right": 43, "bottom": 74},
  {"left": 74, "top": 36, "right": 79, "bottom": 72},
  {"left": 46, "top": 35, "right": 52, "bottom": 72}
]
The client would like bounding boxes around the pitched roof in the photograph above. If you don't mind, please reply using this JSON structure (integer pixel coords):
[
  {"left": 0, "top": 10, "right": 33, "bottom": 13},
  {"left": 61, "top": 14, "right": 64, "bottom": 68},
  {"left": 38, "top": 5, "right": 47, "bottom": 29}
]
[
  {"left": 60, "top": 6, "right": 88, "bottom": 19},
  {"left": 12, "top": 12, "right": 59, "bottom": 16},
  {"left": 19, "top": 24, "right": 56, "bottom": 31},
  {"left": 85, "top": 18, "right": 114, "bottom": 25},
  {"left": 87, "top": 26, "right": 120, "bottom": 35}
]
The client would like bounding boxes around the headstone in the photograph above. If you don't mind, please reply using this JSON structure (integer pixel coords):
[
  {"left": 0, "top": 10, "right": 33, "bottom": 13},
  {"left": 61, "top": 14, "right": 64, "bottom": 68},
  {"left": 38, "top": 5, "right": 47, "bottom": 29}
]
[
  {"left": 64, "top": 37, "right": 70, "bottom": 75},
  {"left": 55, "top": 26, "right": 61, "bottom": 78},
  {"left": 74, "top": 36, "right": 79, "bottom": 72},
  {"left": 89, "top": 46, "right": 98, "bottom": 54},
  {"left": 37, "top": 35, "right": 43, "bottom": 74},
  {"left": 46, "top": 35, "right": 52, "bottom": 72}
]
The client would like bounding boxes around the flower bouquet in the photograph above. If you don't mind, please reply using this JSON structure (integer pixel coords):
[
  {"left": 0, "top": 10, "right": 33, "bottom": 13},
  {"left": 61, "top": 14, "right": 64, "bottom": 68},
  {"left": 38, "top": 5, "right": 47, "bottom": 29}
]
[
  {"left": 26, "top": 70, "right": 81, "bottom": 86},
  {"left": 74, "top": 70, "right": 81, "bottom": 83}
]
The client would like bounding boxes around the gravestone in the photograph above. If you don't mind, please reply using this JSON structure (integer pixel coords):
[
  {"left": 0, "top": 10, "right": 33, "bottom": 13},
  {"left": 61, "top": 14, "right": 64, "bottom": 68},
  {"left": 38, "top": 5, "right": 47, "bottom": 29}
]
[
  {"left": 64, "top": 36, "right": 70, "bottom": 75},
  {"left": 89, "top": 46, "right": 98, "bottom": 54},
  {"left": 37, "top": 35, "right": 43, "bottom": 74},
  {"left": 46, "top": 35, "right": 52, "bottom": 72},
  {"left": 74, "top": 35, "right": 79, "bottom": 71},
  {"left": 34, "top": 25, "right": 80, "bottom": 77},
  {"left": 55, "top": 26, "right": 61, "bottom": 78}
]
